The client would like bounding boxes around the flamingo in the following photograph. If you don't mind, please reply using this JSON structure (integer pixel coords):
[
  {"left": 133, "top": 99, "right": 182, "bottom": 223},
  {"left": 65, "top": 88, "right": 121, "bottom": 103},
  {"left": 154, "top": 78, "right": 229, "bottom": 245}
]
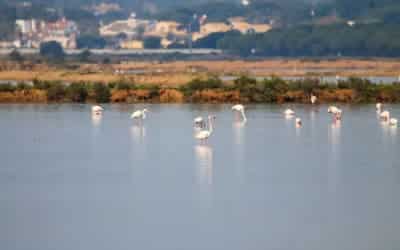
[
  {"left": 328, "top": 106, "right": 340, "bottom": 114},
  {"left": 380, "top": 110, "right": 390, "bottom": 121},
  {"left": 334, "top": 109, "right": 343, "bottom": 121},
  {"left": 131, "top": 109, "right": 148, "bottom": 120},
  {"left": 232, "top": 104, "right": 247, "bottom": 122},
  {"left": 295, "top": 117, "right": 302, "bottom": 127},
  {"left": 284, "top": 109, "right": 295, "bottom": 116},
  {"left": 195, "top": 115, "right": 216, "bottom": 141},
  {"left": 92, "top": 105, "right": 104, "bottom": 115},
  {"left": 194, "top": 116, "right": 206, "bottom": 128},
  {"left": 310, "top": 95, "right": 317, "bottom": 104},
  {"left": 389, "top": 118, "right": 398, "bottom": 126}
]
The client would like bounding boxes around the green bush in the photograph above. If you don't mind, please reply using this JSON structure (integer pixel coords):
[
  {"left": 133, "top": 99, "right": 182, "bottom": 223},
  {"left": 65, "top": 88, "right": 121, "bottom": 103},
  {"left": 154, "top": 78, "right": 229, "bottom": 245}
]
[
  {"left": 114, "top": 81, "right": 134, "bottom": 90},
  {"left": 289, "top": 78, "right": 320, "bottom": 94},
  {"left": 93, "top": 84, "right": 111, "bottom": 103},
  {"left": 0, "top": 83, "right": 16, "bottom": 92},
  {"left": 187, "top": 77, "right": 223, "bottom": 91},
  {"left": 33, "top": 79, "right": 52, "bottom": 90},
  {"left": 262, "top": 77, "right": 289, "bottom": 102},
  {"left": 66, "top": 83, "right": 88, "bottom": 102},
  {"left": 233, "top": 75, "right": 264, "bottom": 101},
  {"left": 16, "top": 82, "right": 32, "bottom": 90},
  {"left": 233, "top": 76, "right": 257, "bottom": 90},
  {"left": 47, "top": 83, "right": 66, "bottom": 101}
]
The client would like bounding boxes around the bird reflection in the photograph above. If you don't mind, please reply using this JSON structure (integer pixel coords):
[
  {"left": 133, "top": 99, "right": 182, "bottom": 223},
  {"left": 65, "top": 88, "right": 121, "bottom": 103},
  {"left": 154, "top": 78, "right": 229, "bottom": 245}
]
[
  {"left": 330, "top": 120, "right": 341, "bottom": 146},
  {"left": 390, "top": 126, "right": 397, "bottom": 137},
  {"left": 91, "top": 113, "right": 102, "bottom": 127},
  {"left": 130, "top": 124, "right": 146, "bottom": 143},
  {"left": 327, "top": 119, "right": 342, "bottom": 195},
  {"left": 233, "top": 120, "right": 246, "bottom": 145},
  {"left": 233, "top": 121, "right": 245, "bottom": 183},
  {"left": 194, "top": 145, "right": 213, "bottom": 187}
]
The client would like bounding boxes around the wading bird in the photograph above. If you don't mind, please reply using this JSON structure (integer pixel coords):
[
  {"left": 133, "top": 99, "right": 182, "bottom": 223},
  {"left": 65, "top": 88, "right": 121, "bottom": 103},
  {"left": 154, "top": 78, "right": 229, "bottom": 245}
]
[
  {"left": 92, "top": 105, "right": 104, "bottom": 115},
  {"left": 295, "top": 117, "right": 302, "bottom": 127},
  {"left": 328, "top": 106, "right": 340, "bottom": 114},
  {"left": 311, "top": 95, "right": 317, "bottom": 104},
  {"left": 389, "top": 118, "right": 398, "bottom": 126},
  {"left": 194, "top": 116, "right": 206, "bottom": 128},
  {"left": 284, "top": 109, "right": 295, "bottom": 116},
  {"left": 376, "top": 103, "right": 382, "bottom": 111},
  {"left": 232, "top": 104, "right": 247, "bottom": 122},
  {"left": 131, "top": 109, "right": 148, "bottom": 120},
  {"left": 380, "top": 110, "right": 390, "bottom": 121},
  {"left": 195, "top": 115, "right": 216, "bottom": 141}
]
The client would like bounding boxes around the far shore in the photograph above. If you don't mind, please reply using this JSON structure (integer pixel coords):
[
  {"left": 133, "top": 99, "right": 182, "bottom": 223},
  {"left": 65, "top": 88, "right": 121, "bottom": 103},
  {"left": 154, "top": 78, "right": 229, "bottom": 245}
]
[{"left": 0, "top": 58, "right": 400, "bottom": 86}]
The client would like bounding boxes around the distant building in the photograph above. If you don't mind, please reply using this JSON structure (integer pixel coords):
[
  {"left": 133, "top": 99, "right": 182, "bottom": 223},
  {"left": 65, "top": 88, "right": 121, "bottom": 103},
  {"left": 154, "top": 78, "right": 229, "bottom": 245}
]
[
  {"left": 192, "top": 18, "right": 271, "bottom": 41},
  {"left": 192, "top": 22, "right": 231, "bottom": 40},
  {"left": 15, "top": 17, "right": 79, "bottom": 49},
  {"left": 119, "top": 40, "right": 144, "bottom": 49},
  {"left": 229, "top": 18, "right": 271, "bottom": 34},
  {"left": 100, "top": 18, "right": 149, "bottom": 37}
]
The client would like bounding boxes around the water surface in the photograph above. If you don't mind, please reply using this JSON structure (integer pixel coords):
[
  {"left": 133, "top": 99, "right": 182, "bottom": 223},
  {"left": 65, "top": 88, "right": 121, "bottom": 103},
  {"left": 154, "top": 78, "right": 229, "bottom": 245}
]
[{"left": 1, "top": 104, "right": 399, "bottom": 250}]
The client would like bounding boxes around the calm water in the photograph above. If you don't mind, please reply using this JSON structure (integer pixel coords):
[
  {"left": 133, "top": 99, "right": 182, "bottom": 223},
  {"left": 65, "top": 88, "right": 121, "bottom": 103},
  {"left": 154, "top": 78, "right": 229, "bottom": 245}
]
[{"left": 1, "top": 104, "right": 400, "bottom": 250}]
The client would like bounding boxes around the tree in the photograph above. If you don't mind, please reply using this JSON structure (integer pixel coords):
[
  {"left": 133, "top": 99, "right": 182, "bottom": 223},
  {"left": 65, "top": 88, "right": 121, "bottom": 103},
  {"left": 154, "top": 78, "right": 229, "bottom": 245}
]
[
  {"left": 9, "top": 49, "right": 24, "bottom": 62},
  {"left": 39, "top": 41, "right": 65, "bottom": 61},
  {"left": 78, "top": 49, "right": 92, "bottom": 62},
  {"left": 143, "top": 36, "right": 162, "bottom": 49},
  {"left": 76, "top": 35, "right": 106, "bottom": 49}
]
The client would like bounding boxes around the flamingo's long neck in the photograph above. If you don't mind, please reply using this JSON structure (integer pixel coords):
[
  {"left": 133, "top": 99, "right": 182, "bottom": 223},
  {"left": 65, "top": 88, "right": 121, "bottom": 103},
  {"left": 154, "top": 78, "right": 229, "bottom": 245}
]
[
  {"left": 241, "top": 109, "right": 247, "bottom": 122},
  {"left": 208, "top": 117, "right": 213, "bottom": 134},
  {"left": 142, "top": 110, "right": 146, "bottom": 119}
]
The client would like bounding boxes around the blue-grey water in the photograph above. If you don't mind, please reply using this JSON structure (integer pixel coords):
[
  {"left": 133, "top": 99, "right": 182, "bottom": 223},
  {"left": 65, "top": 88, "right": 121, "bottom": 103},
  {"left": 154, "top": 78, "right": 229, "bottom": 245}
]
[{"left": 1, "top": 104, "right": 399, "bottom": 250}]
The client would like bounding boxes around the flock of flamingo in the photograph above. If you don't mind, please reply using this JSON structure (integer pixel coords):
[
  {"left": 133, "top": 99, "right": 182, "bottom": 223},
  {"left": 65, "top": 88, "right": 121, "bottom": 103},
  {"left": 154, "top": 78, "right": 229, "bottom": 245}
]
[{"left": 91, "top": 94, "right": 398, "bottom": 142}]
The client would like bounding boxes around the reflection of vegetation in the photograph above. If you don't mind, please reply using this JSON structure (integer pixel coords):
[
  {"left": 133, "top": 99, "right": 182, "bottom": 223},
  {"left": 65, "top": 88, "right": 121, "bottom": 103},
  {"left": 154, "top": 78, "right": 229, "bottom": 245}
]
[{"left": 1, "top": 77, "right": 400, "bottom": 103}]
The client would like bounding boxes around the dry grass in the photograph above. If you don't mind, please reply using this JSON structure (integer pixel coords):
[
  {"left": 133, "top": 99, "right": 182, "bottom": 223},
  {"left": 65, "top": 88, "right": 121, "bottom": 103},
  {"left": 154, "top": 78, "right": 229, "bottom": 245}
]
[{"left": 0, "top": 59, "right": 400, "bottom": 87}]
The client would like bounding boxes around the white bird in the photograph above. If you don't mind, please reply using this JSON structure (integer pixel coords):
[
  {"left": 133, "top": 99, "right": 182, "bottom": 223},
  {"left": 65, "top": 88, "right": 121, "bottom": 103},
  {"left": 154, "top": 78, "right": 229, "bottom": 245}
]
[
  {"left": 194, "top": 116, "right": 205, "bottom": 128},
  {"left": 295, "top": 117, "right": 302, "bottom": 126},
  {"left": 328, "top": 106, "right": 340, "bottom": 114},
  {"left": 389, "top": 118, "right": 398, "bottom": 126},
  {"left": 310, "top": 95, "right": 317, "bottom": 104},
  {"left": 92, "top": 105, "right": 104, "bottom": 115},
  {"left": 334, "top": 109, "right": 343, "bottom": 121},
  {"left": 284, "top": 109, "right": 295, "bottom": 116},
  {"left": 131, "top": 109, "right": 148, "bottom": 120},
  {"left": 195, "top": 115, "right": 216, "bottom": 141},
  {"left": 376, "top": 102, "right": 382, "bottom": 111},
  {"left": 380, "top": 110, "right": 390, "bottom": 121},
  {"left": 232, "top": 104, "right": 247, "bottom": 122}
]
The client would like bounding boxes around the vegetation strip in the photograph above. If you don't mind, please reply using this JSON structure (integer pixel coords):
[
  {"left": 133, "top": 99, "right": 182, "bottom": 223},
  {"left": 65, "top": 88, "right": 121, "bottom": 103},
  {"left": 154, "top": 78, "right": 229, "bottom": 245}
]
[{"left": 0, "top": 76, "right": 399, "bottom": 103}]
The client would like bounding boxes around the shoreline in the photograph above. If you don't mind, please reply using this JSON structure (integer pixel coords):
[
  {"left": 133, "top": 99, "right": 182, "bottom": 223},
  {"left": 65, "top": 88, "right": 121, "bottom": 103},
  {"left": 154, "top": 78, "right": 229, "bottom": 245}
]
[{"left": 0, "top": 76, "right": 399, "bottom": 104}]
